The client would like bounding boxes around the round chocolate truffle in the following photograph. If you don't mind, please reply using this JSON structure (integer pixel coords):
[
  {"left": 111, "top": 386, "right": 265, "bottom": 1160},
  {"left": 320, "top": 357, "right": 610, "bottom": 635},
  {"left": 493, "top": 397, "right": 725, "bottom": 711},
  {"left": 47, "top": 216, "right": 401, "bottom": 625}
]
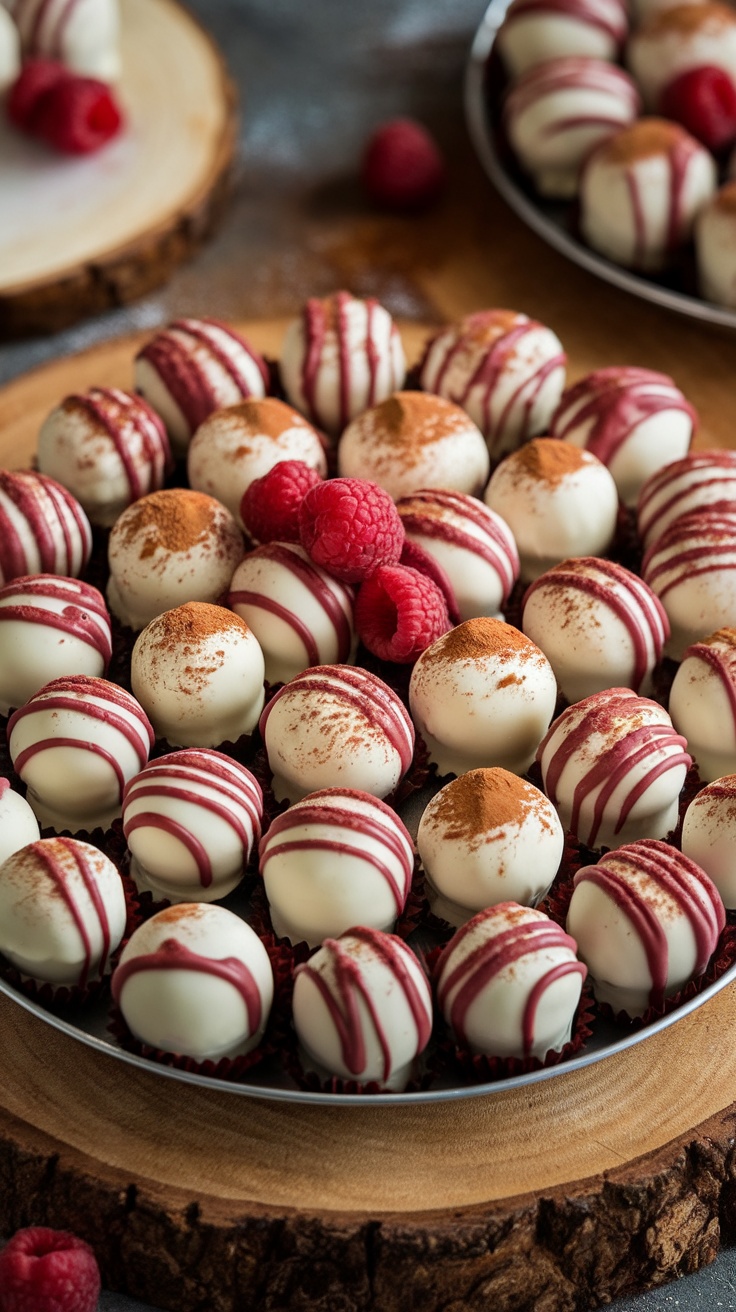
[
  {"left": 682, "top": 776, "right": 736, "bottom": 908},
  {"left": 292, "top": 927, "right": 432, "bottom": 1089},
  {"left": 0, "top": 469, "right": 92, "bottom": 586},
  {"left": 636, "top": 449, "right": 736, "bottom": 549},
  {"left": 495, "top": 0, "right": 628, "bottom": 78},
  {"left": 0, "top": 779, "right": 40, "bottom": 866},
  {"left": 0, "top": 574, "right": 112, "bottom": 715},
  {"left": 12, "top": 0, "right": 120, "bottom": 80},
  {"left": 669, "top": 628, "right": 736, "bottom": 780},
  {"left": 279, "top": 291, "right": 406, "bottom": 438},
  {"left": 130, "top": 602, "right": 266, "bottom": 749},
  {"left": 641, "top": 509, "right": 736, "bottom": 660},
  {"left": 627, "top": 2, "right": 736, "bottom": 109},
  {"left": 567, "top": 839, "right": 725, "bottom": 1016},
  {"left": 695, "top": 182, "right": 736, "bottom": 309},
  {"left": 112, "top": 903, "right": 274, "bottom": 1062}
]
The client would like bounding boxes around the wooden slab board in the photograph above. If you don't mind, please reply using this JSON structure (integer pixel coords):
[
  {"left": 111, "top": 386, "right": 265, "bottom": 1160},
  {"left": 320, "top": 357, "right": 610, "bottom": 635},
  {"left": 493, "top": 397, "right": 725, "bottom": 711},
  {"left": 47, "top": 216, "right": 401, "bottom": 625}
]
[
  {"left": 1, "top": 323, "right": 736, "bottom": 1312},
  {"left": 0, "top": 0, "right": 236, "bottom": 338}
]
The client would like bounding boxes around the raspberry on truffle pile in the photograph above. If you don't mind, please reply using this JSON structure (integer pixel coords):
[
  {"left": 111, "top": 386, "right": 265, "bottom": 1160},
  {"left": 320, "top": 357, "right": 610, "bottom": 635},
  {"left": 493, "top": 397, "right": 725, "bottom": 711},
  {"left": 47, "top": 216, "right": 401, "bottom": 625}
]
[
  {"left": 241, "top": 460, "right": 323, "bottom": 544},
  {"left": 298, "top": 476, "right": 405, "bottom": 584},
  {"left": 355, "top": 563, "right": 452, "bottom": 664}
]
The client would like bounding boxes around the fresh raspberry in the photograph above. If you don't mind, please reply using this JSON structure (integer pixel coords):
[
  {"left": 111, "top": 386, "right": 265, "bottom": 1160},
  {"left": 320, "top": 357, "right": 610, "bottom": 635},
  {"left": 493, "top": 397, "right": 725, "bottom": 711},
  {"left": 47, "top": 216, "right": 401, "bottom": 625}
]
[
  {"left": 400, "top": 538, "right": 461, "bottom": 624},
  {"left": 0, "top": 1226, "right": 101, "bottom": 1312},
  {"left": 355, "top": 563, "right": 451, "bottom": 663},
  {"left": 241, "top": 460, "right": 323, "bottom": 544},
  {"left": 660, "top": 66, "right": 736, "bottom": 153},
  {"left": 361, "top": 118, "right": 446, "bottom": 211},
  {"left": 6, "top": 60, "right": 71, "bottom": 134},
  {"left": 299, "top": 477, "right": 405, "bottom": 584},
  {"left": 34, "top": 76, "right": 124, "bottom": 154}
]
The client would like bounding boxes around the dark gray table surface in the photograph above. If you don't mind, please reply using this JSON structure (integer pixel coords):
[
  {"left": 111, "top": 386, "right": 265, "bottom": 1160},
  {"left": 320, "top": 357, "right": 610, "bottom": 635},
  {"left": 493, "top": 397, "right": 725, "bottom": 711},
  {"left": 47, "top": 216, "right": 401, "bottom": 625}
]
[{"left": 2, "top": 2, "right": 736, "bottom": 1308}]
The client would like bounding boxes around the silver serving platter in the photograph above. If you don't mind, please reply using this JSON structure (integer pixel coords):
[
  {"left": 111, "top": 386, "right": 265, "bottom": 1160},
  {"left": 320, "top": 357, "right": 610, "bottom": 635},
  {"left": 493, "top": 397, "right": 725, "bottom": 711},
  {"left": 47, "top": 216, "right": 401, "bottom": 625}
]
[{"left": 464, "top": 0, "right": 736, "bottom": 331}]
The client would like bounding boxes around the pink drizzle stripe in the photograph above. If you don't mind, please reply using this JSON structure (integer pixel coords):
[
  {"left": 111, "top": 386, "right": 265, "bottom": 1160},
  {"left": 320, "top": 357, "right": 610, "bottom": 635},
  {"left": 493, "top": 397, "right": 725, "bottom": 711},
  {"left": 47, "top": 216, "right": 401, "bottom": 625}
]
[
  {"left": 175, "top": 318, "right": 269, "bottom": 393},
  {"left": 32, "top": 836, "right": 112, "bottom": 988},
  {"left": 302, "top": 299, "right": 328, "bottom": 426},
  {"left": 553, "top": 369, "right": 695, "bottom": 468},
  {"left": 504, "top": 0, "right": 627, "bottom": 40},
  {"left": 399, "top": 490, "right": 518, "bottom": 596},
  {"left": 0, "top": 472, "right": 91, "bottom": 582},
  {"left": 0, "top": 602, "right": 112, "bottom": 666},
  {"left": 684, "top": 642, "right": 736, "bottom": 739},
  {"left": 229, "top": 543, "right": 352, "bottom": 662},
  {"left": 123, "top": 782, "right": 257, "bottom": 889},
  {"left": 505, "top": 59, "right": 639, "bottom": 119},
  {"left": 70, "top": 389, "right": 171, "bottom": 500},
  {"left": 111, "top": 938, "right": 264, "bottom": 1035},
  {"left": 124, "top": 811, "right": 216, "bottom": 888}
]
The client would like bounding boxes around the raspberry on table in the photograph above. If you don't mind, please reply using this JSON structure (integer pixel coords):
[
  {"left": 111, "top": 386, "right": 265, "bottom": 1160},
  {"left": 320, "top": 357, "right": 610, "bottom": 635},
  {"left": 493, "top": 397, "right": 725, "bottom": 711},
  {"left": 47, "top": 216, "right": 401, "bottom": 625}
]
[
  {"left": 361, "top": 117, "right": 446, "bottom": 211},
  {"left": 660, "top": 66, "right": 736, "bottom": 154},
  {"left": 34, "top": 75, "right": 124, "bottom": 154},
  {"left": 6, "top": 59, "right": 71, "bottom": 134},
  {"left": 0, "top": 1226, "right": 101, "bottom": 1312},
  {"left": 299, "top": 477, "right": 405, "bottom": 584},
  {"left": 355, "top": 563, "right": 452, "bottom": 664},
  {"left": 241, "top": 460, "right": 323, "bottom": 544}
]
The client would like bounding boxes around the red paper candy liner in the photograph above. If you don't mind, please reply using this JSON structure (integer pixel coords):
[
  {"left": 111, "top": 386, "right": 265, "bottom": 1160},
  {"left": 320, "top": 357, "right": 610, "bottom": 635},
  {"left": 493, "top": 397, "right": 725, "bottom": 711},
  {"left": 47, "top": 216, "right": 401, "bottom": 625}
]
[
  {"left": 0, "top": 961, "right": 115, "bottom": 1012},
  {"left": 282, "top": 1031, "right": 430, "bottom": 1097},
  {"left": 393, "top": 854, "right": 428, "bottom": 940}
]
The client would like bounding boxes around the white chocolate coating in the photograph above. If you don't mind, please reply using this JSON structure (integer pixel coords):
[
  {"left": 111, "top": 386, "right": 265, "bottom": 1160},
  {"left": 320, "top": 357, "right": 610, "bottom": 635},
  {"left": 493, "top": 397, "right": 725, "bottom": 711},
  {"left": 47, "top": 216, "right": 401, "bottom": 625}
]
[
  {"left": 292, "top": 927, "right": 432, "bottom": 1089},
  {"left": 521, "top": 557, "right": 669, "bottom": 702},
  {"left": 550, "top": 366, "right": 696, "bottom": 507},
  {"left": 112, "top": 903, "right": 274, "bottom": 1062},
  {"left": 7, "top": 675, "right": 154, "bottom": 832},
  {"left": 637, "top": 449, "right": 736, "bottom": 548},
  {"left": 579, "top": 118, "right": 717, "bottom": 272},
  {"left": 259, "top": 664, "right": 415, "bottom": 804},
  {"left": 0, "top": 574, "right": 112, "bottom": 715},
  {"left": 0, "top": 470, "right": 92, "bottom": 586},
  {"left": 227, "top": 542, "right": 355, "bottom": 685},
  {"left": 495, "top": 0, "right": 628, "bottom": 78},
  {"left": 337, "top": 392, "right": 490, "bottom": 501},
  {"left": 627, "top": 2, "right": 736, "bottom": 109},
  {"left": 37, "top": 388, "right": 171, "bottom": 528},
  {"left": 280, "top": 291, "right": 406, "bottom": 438},
  {"left": 0, "top": 836, "right": 127, "bottom": 987},
  {"left": 418, "top": 309, "right": 567, "bottom": 460},
  {"left": 106, "top": 489, "right": 244, "bottom": 631},
  {"left": 434, "top": 903, "right": 586, "bottom": 1059},
  {"left": 130, "top": 602, "right": 265, "bottom": 749},
  {"left": 537, "top": 688, "right": 691, "bottom": 850},
  {"left": 504, "top": 57, "right": 640, "bottom": 199},
  {"left": 260, "top": 787, "right": 414, "bottom": 947},
  {"left": 134, "top": 318, "right": 269, "bottom": 456},
  {"left": 10, "top": 0, "right": 120, "bottom": 79},
  {"left": 408, "top": 617, "right": 558, "bottom": 778},
  {"left": 417, "top": 768, "right": 564, "bottom": 926},
  {"left": 641, "top": 510, "right": 736, "bottom": 660},
  {"left": 567, "top": 839, "right": 724, "bottom": 1015},
  {"left": 695, "top": 183, "right": 736, "bottom": 309},
  {"left": 682, "top": 776, "right": 736, "bottom": 908},
  {"left": 188, "top": 399, "right": 327, "bottom": 525},
  {"left": 669, "top": 628, "right": 736, "bottom": 781},
  {"left": 396, "top": 489, "right": 519, "bottom": 622},
  {"left": 0, "top": 5, "right": 20, "bottom": 93},
  {"left": 122, "top": 749, "right": 263, "bottom": 904},
  {"left": 0, "top": 779, "right": 40, "bottom": 867},
  {"left": 483, "top": 439, "right": 619, "bottom": 583}
]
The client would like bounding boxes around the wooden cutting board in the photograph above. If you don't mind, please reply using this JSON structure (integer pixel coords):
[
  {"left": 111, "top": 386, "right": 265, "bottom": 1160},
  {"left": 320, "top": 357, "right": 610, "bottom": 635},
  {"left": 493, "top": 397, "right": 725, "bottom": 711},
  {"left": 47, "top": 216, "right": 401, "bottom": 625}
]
[
  {"left": 1, "top": 323, "right": 735, "bottom": 1312},
  {"left": 0, "top": 0, "right": 236, "bottom": 338}
]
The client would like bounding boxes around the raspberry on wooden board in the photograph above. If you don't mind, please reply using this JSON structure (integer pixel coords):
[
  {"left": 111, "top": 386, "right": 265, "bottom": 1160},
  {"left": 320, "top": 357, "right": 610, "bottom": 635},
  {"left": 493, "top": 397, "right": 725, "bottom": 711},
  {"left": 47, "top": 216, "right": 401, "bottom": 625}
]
[{"left": 0, "top": 1226, "right": 101, "bottom": 1312}]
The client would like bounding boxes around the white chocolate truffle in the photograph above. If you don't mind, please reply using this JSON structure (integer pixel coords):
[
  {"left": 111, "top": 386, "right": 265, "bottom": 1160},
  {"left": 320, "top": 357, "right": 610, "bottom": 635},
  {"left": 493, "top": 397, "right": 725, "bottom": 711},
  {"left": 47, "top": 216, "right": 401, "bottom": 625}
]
[
  {"left": 292, "top": 927, "right": 432, "bottom": 1089},
  {"left": 418, "top": 309, "right": 567, "bottom": 460},
  {"left": 337, "top": 392, "right": 490, "bottom": 501},
  {"left": 0, "top": 5, "right": 20, "bottom": 93},
  {"left": 504, "top": 57, "right": 641, "bottom": 199},
  {"left": 7, "top": 675, "right": 154, "bottom": 832},
  {"left": 495, "top": 0, "right": 628, "bottom": 78},
  {"left": 579, "top": 118, "right": 717, "bottom": 272},
  {"left": 130, "top": 602, "right": 265, "bottom": 749},
  {"left": 637, "top": 449, "right": 736, "bottom": 549},
  {"left": 259, "top": 664, "right": 415, "bottom": 804},
  {"left": 396, "top": 489, "right": 519, "bottom": 622},
  {"left": 434, "top": 903, "right": 587, "bottom": 1059},
  {"left": 567, "top": 839, "right": 724, "bottom": 1015},
  {"left": 112, "top": 903, "right": 274, "bottom": 1062},
  {"left": 260, "top": 787, "right": 414, "bottom": 946},
  {"left": 695, "top": 182, "right": 736, "bottom": 309},
  {"left": 669, "top": 628, "right": 736, "bottom": 781},
  {"left": 134, "top": 318, "right": 269, "bottom": 456},
  {"left": 682, "top": 776, "right": 736, "bottom": 908},
  {"left": 37, "top": 388, "right": 172, "bottom": 528},
  {"left": 11, "top": 0, "right": 120, "bottom": 80},
  {"left": 408, "top": 617, "right": 558, "bottom": 778},
  {"left": 627, "top": 3, "right": 736, "bottom": 109},
  {"left": 0, "top": 779, "right": 40, "bottom": 866},
  {"left": 187, "top": 399, "right": 327, "bottom": 525},
  {"left": 550, "top": 367, "right": 696, "bottom": 507},
  {"left": 537, "top": 688, "right": 691, "bottom": 850},
  {"left": 417, "top": 768, "right": 564, "bottom": 926},
  {"left": 0, "top": 836, "right": 127, "bottom": 988},
  {"left": 107, "top": 488, "right": 244, "bottom": 631},
  {"left": 122, "top": 749, "right": 263, "bottom": 903},
  {"left": 483, "top": 438, "right": 619, "bottom": 583},
  {"left": 227, "top": 542, "right": 354, "bottom": 685},
  {"left": 0, "top": 574, "right": 112, "bottom": 715},
  {"left": 641, "top": 510, "right": 736, "bottom": 660},
  {"left": 521, "top": 557, "right": 669, "bottom": 702},
  {"left": 0, "top": 469, "right": 92, "bottom": 586},
  {"left": 279, "top": 291, "right": 406, "bottom": 438}
]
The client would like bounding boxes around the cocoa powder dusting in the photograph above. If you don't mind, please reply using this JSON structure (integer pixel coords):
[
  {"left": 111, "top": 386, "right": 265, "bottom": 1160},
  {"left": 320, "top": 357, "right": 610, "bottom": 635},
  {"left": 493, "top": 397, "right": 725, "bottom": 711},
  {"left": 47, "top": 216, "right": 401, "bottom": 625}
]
[
  {"left": 422, "top": 616, "right": 538, "bottom": 667},
  {"left": 221, "top": 397, "right": 307, "bottom": 440},
  {"left": 705, "top": 627, "right": 736, "bottom": 652},
  {"left": 429, "top": 767, "right": 538, "bottom": 843},
  {"left": 601, "top": 118, "right": 686, "bottom": 166},
  {"left": 148, "top": 601, "right": 249, "bottom": 653},
  {"left": 114, "top": 490, "right": 219, "bottom": 560},
  {"left": 511, "top": 438, "right": 587, "bottom": 487},
  {"left": 646, "top": 2, "right": 734, "bottom": 35},
  {"left": 374, "top": 392, "right": 469, "bottom": 447}
]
